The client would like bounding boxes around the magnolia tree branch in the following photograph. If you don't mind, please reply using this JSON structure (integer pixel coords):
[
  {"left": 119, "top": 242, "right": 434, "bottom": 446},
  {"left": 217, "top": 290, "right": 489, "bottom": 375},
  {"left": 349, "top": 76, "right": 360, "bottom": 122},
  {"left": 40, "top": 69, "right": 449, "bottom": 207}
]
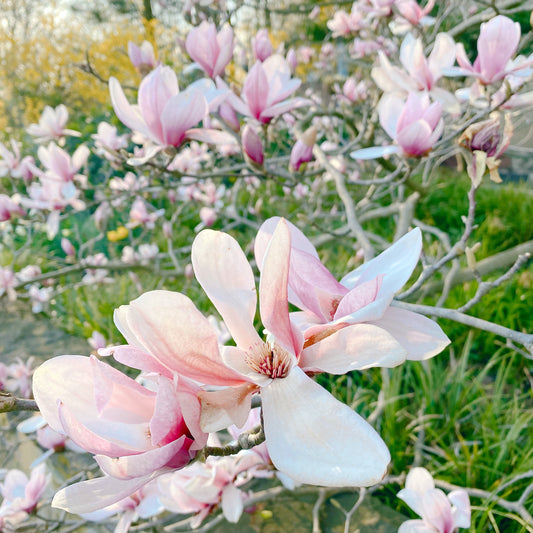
[
  {"left": 0, "top": 392, "right": 39, "bottom": 413},
  {"left": 392, "top": 301, "right": 533, "bottom": 357}
]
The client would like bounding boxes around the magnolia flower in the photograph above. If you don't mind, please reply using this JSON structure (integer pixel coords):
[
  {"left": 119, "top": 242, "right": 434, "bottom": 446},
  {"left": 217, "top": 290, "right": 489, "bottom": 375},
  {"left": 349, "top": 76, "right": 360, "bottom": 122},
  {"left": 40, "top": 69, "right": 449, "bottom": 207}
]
[
  {"left": 398, "top": 467, "right": 470, "bottom": 533},
  {"left": 92, "top": 122, "right": 128, "bottom": 162},
  {"left": 327, "top": 6, "right": 364, "bottom": 37},
  {"left": 0, "top": 140, "right": 35, "bottom": 180},
  {"left": 88, "top": 331, "right": 107, "bottom": 352},
  {"left": 33, "top": 354, "right": 207, "bottom": 514},
  {"left": 0, "top": 464, "right": 49, "bottom": 519},
  {"left": 289, "top": 126, "right": 316, "bottom": 171},
  {"left": 0, "top": 194, "right": 24, "bottom": 222},
  {"left": 351, "top": 92, "right": 443, "bottom": 159},
  {"left": 110, "top": 66, "right": 231, "bottom": 162},
  {"left": 26, "top": 104, "right": 80, "bottom": 144},
  {"left": 109, "top": 220, "right": 391, "bottom": 487},
  {"left": 158, "top": 448, "right": 261, "bottom": 526},
  {"left": 0, "top": 267, "right": 16, "bottom": 302},
  {"left": 455, "top": 15, "right": 533, "bottom": 84},
  {"left": 255, "top": 217, "right": 450, "bottom": 370},
  {"left": 458, "top": 114, "right": 513, "bottom": 186},
  {"left": 28, "top": 285, "right": 53, "bottom": 314},
  {"left": 394, "top": 0, "right": 436, "bottom": 28},
  {"left": 223, "top": 55, "right": 309, "bottom": 123},
  {"left": 241, "top": 124, "right": 264, "bottom": 166},
  {"left": 372, "top": 32, "right": 457, "bottom": 111},
  {"left": 252, "top": 29, "right": 273, "bottom": 61},
  {"left": 128, "top": 41, "right": 157, "bottom": 75},
  {"left": 128, "top": 197, "right": 164, "bottom": 229},
  {"left": 186, "top": 22, "right": 233, "bottom": 78}
]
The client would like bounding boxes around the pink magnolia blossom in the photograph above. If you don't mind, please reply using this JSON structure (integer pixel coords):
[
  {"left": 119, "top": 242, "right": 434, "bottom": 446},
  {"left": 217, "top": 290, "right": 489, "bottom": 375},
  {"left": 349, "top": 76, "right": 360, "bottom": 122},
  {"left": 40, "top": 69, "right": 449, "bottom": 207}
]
[
  {"left": 128, "top": 197, "right": 164, "bottom": 229},
  {"left": 186, "top": 22, "right": 233, "bottom": 79},
  {"left": 110, "top": 66, "right": 231, "bottom": 161},
  {"left": 16, "top": 265, "right": 41, "bottom": 283},
  {"left": 28, "top": 285, "right": 53, "bottom": 314},
  {"left": 289, "top": 126, "right": 316, "bottom": 171},
  {"left": 0, "top": 464, "right": 49, "bottom": 521},
  {"left": 5, "top": 358, "right": 34, "bottom": 398},
  {"left": 0, "top": 267, "right": 16, "bottom": 302},
  {"left": 327, "top": 6, "right": 364, "bottom": 37},
  {"left": 455, "top": 15, "right": 533, "bottom": 84},
  {"left": 372, "top": 32, "right": 457, "bottom": 111},
  {"left": 26, "top": 104, "right": 80, "bottom": 144},
  {"left": 32, "top": 354, "right": 207, "bottom": 514},
  {"left": 93, "top": 122, "right": 128, "bottom": 162},
  {"left": 110, "top": 221, "right": 391, "bottom": 487},
  {"left": 158, "top": 447, "right": 261, "bottom": 525},
  {"left": 0, "top": 140, "right": 35, "bottom": 181},
  {"left": 223, "top": 55, "right": 309, "bottom": 124},
  {"left": 398, "top": 467, "right": 470, "bottom": 533},
  {"left": 0, "top": 194, "right": 24, "bottom": 222},
  {"left": 352, "top": 92, "right": 443, "bottom": 159},
  {"left": 339, "top": 77, "right": 368, "bottom": 103},
  {"left": 395, "top": 0, "right": 435, "bottom": 26},
  {"left": 241, "top": 125, "right": 264, "bottom": 166},
  {"left": 199, "top": 206, "right": 217, "bottom": 227},
  {"left": 252, "top": 29, "right": 273, "bottom": 62},
  {"left": 255, "top": 217, "right": 450, "bottom": 370},
  {"left": 128, "top": 41, "right": 157, "bottom": 75}
]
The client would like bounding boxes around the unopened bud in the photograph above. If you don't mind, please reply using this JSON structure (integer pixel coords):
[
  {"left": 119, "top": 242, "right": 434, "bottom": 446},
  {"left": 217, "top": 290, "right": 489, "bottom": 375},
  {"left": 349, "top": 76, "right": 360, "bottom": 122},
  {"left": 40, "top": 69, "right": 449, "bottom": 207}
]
[
  {"left": 242, "top": 125, "right": 264, "bottom": 166},
  {"left": 290, "top": 126, "right": 317, "bottom": 171}
]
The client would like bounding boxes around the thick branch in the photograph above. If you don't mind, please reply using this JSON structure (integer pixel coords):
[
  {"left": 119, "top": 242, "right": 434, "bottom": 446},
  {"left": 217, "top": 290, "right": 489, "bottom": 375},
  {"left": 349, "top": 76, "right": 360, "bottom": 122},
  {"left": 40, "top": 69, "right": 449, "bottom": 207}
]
[{"left": 0, "top": 392, "right": 39, "bottom": 413}]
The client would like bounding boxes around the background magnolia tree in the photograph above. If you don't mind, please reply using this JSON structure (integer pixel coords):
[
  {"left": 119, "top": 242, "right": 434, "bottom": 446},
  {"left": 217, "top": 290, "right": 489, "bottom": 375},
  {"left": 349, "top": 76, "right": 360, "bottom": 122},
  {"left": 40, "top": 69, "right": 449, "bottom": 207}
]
[{"left": 0, "top": 0, "right": 532, "bottom": 532}]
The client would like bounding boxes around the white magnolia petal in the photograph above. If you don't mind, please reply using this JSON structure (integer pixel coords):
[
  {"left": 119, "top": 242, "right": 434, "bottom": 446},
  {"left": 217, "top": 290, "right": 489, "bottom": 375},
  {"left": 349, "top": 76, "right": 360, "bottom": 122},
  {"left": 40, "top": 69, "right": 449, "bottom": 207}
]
[
  {"left": 340, "top": 227, "right": 422, "bottom": 294},
  {"left": 300, "top": 324, "right": 407, "bottom": 373},
  {"left": 52, "top": 471, "right": 164, "bottom": 514},
  {"left": 192, "top": 230, "right": 260, "bottom": 350},
  {"left": 373, "top": 307, "right": 450, "bottom": 360},
  {"left": 261, "top": 367, "right": 390, "bottom": 487},
  {"left": 221, "top": 484, "right": 244, "bottom": 523}
]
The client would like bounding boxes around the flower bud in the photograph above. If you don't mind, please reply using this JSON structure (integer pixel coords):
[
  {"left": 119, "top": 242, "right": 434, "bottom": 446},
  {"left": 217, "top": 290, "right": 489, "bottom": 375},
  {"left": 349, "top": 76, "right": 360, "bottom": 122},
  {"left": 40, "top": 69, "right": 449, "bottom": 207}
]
[
  {"left": 290, "top": 126, "right": 316, "bottom": 171},
  {"left": 242, "top": 125, "right": 264, "bottom": 166},
  {"left": 252, "top": 29, "right": 273, "bottom": 62}
]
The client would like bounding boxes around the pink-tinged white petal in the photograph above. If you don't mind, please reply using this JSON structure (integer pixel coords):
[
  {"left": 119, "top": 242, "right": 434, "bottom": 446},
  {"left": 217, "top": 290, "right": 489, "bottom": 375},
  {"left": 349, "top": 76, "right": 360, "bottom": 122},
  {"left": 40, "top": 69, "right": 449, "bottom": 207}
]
[
  {"left": 397, "top": 120, "right": 434, "bottom": 156},
  {"left": 52, "top": 472, "right": 164, "bottom": 514},
  {"left": 261, "top": 366, "right": 390, "bottom": 487},
  {"left": 421, "top": 489, "right": 454, "bottom": 533},
  {"left": 95, "top": 436, "right": 189, "bottom": 480},
  {"left": 340, "top": 227, "right": 422, "bottom": 293},
  {"left": 221, "top": 484, "right": 244, "bottom": 523},
  {"left": 259, "top": 219, "right": 299, "bottom": 355},
  {"left": 114, "top": 290, "right": 244, "bottom": 386},
  {"left": 334, "top": 275, "right": 383, "bottom": 320},
  {"left": 378, "top": 92, "right": 405, "bottom": 139},
  {"left": 350, "top": 145, "right": 402, "bottom": 160},
  {"left": 109, "top": 78, "right": 150, "bottom": 138},
  {"left": 398, "top": 520, "right": 435, "bottom": 533},
  {"left": 261, "top": 97, "right": 309, "bottom": 118},
  {"left": 372, "top": 306, "right": 450, "bottom": 360},
  {"left": 108, "top": 344, "right": 173, "bottom": 378},
  {"left": 428, "top": 33, "right": 456, "bottom": 78},
  {"left": 243, "top": 62, "right": 269, "bottom": 120},
  {"left": 192, "top": 230, "right": 261, "bottom": 350},
  {"left": 300, "top": 323, "right": 407, "bottom": 373},
  {"left": 477, "top": 16, "right": 520, "bottom": 83},
  {"left": 161, "top": 92, "right": 207, "bottom": 146},
  {"left": 185, "top": 128, "right": 235, "bottom": 144},
  {"left": 221, "top": 346, "right": 270, "bottom": 386},
  {"left": 448, "top": 489, "right": 471, "bottom": 528},
  {"left": 198, "top": 384, "right": 258, "bottom": 432}
]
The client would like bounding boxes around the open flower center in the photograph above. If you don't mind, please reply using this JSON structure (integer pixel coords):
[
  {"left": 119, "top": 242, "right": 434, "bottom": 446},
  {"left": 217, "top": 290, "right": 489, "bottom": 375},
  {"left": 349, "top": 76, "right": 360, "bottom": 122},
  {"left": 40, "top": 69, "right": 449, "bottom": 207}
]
[{"left": 245, "top": 342, "right": 292, "bottom": 379}]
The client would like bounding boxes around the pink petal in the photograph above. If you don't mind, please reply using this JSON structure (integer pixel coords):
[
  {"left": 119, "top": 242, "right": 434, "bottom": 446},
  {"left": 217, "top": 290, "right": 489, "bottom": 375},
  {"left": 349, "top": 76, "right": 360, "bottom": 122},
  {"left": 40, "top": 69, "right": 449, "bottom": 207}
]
[
  {"left": 95, "top": 436, "right": 190, "bottom": 480},
  {"left": 114, "top": 290, "right": 244, "bottom": 386},
  {"left": 300, "top": 323, "right": 406, "bottom": 373},
  {"left": 261, "top": 366, "right": 390, "bottom": 487},
  {"left": 109, "top": 344, "right": 173, "bottom": 378},
  {"left": 334, "top": 274, "right": 383, "bottom": 320},
  {"left": 185, "top": 128, "right": 235, "bottom": 144},
  {"left": 109, "top": 78, "right": 150, "bottom": 139},
  {"left": 192, "top": 230, "right": 261, "bottom": 351},
  {"left": 149, "top": 377, "right": 185, "bottom": 446},
  {"left": 421, "top": 489, "right": 454, "bottom": 533},
  {"left": 243, "top": 62, "right": 269, "bottom": 120},
  {"left": 161, "top": 92, "right": 207, "bottom": 147},
  {"left": 372, "top": 306, "right": 450, "bottom": 360},
  {"left": 477, "top": 15, "right": 520, "bottom": 83},
  {"left": 259, "top": 219, "right": 299, "bottom": 355},
  {"left": 449, "top": 489, "right": 471, "bottom": 528}
]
